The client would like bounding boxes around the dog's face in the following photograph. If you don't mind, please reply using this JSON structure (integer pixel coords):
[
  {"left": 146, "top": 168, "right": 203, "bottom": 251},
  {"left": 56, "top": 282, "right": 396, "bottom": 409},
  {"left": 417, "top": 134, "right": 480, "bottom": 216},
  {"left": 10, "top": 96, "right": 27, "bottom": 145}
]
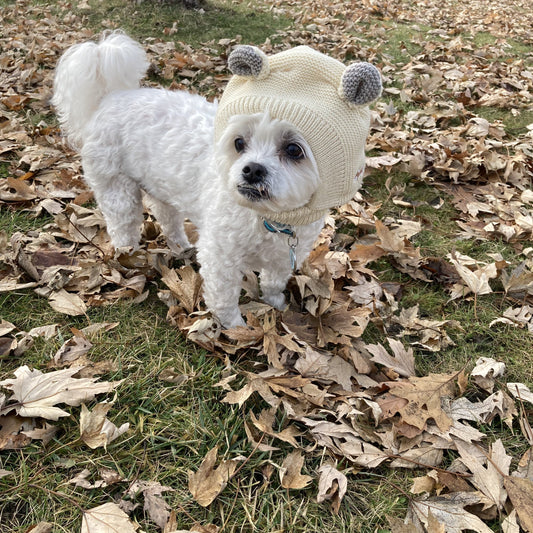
[{"left": 216, "top": 114, "right": 320, "bottom": 213}]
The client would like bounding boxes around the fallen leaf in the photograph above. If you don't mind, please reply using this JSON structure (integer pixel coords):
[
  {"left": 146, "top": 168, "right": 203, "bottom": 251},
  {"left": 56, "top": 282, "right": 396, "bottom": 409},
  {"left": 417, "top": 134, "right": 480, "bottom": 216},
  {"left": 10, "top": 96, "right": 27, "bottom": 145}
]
[
  {"left": 387, "top": 373, "right": 459, "bottom": 432},
  {"left": 279, "top": 450, "right": 312, "bottom": 489},
  {"left": 127, "top": 480, "right": 173, "bottom": 530},
  {"left": 80, "top": 402, "right": 129, "bottom": 449},
  {"left": 504, "top": 476, "right": 533, "bottom": 533},
  {"left": 365, "top": 338, "right": 415, "bottom": 377},
  {"left": 471, "top": 357, "right": 506, "bottom": 392},
  {"left": 47, "top": 289, "right": 87, "bottom": 316},
  {"left": 0, "top": 365, "right": 123, "bottom": 420},
  {"left": 81, "top": 502, "right": 139, "bottom": 533},
  {"left": 507, "top": 382, "right": 533, "bottom": 405},
  {"left": 188, "top": 446, "right": 240, "bottom": 506},
  {"left": 408, "top": 492, "right": 495, "bottom": 533},
  {"left": 316, "top": 462, "right": 348, "bottom": 514}
]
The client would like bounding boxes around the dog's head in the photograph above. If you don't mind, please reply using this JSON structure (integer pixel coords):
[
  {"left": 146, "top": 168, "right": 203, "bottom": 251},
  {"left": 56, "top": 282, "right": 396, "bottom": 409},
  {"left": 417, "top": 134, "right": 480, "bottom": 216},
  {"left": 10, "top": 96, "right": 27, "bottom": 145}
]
[
  {"left": 214, "top": 45, "right": 382, "bottom": 226},
  {"left": 216, "top": 113, "right": 320, "bottom": 213}
]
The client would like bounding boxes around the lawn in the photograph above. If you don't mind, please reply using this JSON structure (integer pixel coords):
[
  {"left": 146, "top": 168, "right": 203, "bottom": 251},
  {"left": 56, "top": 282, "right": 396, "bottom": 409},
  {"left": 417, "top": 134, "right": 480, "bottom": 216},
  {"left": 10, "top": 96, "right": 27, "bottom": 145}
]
[{"left": 1, "top": 0, "right": 532, "bottom": 532}]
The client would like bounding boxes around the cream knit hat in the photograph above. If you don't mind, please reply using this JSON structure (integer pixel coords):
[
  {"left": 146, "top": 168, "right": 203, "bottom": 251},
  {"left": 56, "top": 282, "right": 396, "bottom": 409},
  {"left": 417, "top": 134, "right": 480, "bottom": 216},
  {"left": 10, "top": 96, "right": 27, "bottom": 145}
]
[{"left": 214, "top": 45, "right": 382, "bottom": 226}]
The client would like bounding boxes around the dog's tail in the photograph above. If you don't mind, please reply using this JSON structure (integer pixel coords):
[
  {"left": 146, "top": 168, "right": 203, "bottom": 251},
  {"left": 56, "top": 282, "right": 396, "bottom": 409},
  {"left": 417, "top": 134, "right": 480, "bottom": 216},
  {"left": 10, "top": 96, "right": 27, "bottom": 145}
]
[{"left": 52, "top": 31, "right": 149, "bottom": 149}]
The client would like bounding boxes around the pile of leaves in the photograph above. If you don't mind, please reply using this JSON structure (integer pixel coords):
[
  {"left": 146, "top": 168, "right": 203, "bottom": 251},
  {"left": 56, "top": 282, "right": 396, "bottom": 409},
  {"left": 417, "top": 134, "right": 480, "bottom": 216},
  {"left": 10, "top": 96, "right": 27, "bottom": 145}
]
[{"left": 1, "top": 0, "right": 533, "bottom": 531}]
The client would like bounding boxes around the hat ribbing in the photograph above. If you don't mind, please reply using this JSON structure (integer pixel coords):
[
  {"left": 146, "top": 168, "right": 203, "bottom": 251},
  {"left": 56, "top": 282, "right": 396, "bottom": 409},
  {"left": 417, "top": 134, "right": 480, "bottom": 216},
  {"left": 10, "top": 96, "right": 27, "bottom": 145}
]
[{"left": 215, "top": 46, "right": 381, "bottom": 226}]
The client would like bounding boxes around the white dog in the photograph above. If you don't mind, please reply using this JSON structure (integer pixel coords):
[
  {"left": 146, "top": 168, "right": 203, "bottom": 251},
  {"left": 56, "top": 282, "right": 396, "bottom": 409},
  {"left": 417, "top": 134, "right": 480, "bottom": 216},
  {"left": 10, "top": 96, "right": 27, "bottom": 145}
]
[{"left": 52, "top": 32, "right": 381, "bottom": 328}]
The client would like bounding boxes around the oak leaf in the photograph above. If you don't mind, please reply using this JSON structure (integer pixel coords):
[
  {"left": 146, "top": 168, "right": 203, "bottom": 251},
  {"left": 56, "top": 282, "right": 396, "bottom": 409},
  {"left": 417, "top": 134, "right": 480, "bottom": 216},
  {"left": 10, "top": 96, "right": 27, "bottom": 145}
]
[
  {"left": 503, "top": 476, "right": 533, "bottom": 533},
  {"left": 365, "top": 338, "right": 415, "bottom": 378},
  {"left": 408, "top": 492, "right": 495, "bottom": 533}
]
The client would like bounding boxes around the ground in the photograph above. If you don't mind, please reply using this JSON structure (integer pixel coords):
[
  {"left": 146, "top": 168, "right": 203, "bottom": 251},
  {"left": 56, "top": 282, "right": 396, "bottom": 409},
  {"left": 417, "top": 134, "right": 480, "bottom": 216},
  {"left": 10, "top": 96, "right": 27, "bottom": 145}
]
[{"left": 0, "top": 0, "right": 532, "bottom": 532}]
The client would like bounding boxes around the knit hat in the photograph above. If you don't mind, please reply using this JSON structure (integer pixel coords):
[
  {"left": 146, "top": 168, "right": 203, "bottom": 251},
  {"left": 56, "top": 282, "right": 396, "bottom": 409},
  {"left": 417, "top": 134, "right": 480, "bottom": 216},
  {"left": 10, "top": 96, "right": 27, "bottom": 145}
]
[{"left": 214, "top": 45, "right": 382, "bottom": 226}]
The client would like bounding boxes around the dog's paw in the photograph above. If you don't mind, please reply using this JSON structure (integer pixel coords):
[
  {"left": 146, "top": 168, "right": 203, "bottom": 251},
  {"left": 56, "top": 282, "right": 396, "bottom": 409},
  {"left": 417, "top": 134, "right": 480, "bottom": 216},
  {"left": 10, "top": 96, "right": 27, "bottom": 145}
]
[{"left": 262, "top": 293, "right": 286, "bottom": 311}]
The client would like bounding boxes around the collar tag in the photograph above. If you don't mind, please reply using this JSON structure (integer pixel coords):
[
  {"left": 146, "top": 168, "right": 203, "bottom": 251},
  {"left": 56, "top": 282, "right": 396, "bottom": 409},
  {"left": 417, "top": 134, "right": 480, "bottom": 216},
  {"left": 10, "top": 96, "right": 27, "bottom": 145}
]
[{"left": 262, "top": 218, "right": 298, "bottom": 271}]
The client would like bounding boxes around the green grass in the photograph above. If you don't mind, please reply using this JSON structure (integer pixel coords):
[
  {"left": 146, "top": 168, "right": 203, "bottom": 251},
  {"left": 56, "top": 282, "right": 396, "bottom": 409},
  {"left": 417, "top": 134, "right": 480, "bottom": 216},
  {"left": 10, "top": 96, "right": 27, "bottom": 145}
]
[{"left": 78, "top": 0, "right": 291, "bottom": 47}]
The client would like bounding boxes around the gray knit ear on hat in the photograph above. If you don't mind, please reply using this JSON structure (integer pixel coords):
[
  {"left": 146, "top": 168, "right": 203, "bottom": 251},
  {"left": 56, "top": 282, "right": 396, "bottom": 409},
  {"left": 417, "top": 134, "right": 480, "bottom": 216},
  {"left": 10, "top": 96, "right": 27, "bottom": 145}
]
[
  {"left": 340, "top": 62, "right": 382, "bottom": 105},
  {"left": 227, "top": 45, "right": 270, "bottom": 78}
]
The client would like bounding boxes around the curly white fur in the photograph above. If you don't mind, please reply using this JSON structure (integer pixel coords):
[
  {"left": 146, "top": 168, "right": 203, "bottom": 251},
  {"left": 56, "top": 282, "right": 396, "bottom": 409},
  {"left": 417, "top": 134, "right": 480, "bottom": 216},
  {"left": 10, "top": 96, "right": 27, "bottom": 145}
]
[{"left": 52, "top": 32, "right": 324, "bottom": 328}]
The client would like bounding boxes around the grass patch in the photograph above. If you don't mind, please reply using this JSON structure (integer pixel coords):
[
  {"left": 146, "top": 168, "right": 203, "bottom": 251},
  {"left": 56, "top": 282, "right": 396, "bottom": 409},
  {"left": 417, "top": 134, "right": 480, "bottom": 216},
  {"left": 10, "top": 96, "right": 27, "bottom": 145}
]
[
  {"left": 80, "top": 0, "right": 291, "bottom": 47},
  {"left": 0, "top": 207, "right": 53, "bottom": 235},
  {"left": 471, "top": 106, "right": 533, "bottom": 138}
]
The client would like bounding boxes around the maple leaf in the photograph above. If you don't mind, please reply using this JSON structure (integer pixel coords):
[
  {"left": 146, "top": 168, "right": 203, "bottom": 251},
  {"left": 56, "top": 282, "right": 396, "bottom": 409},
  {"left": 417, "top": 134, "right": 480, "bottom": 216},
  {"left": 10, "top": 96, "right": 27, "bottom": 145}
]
[
  {"left": 387, "top": 372, "right": 461, "bottom": 432},
  {"left": 0, "top": 365, "right": 123, "bottom": 421},
  {"left": 448, "top": 253, "right": 497, "bottom": 299},
  {"left": 188, "top": 446, "right": 240, "bottom": 507}
]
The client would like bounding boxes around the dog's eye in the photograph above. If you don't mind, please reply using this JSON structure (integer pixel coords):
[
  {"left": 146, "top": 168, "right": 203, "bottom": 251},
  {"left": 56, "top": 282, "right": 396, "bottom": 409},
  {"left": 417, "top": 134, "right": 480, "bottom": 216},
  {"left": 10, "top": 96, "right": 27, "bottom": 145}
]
[
  {"left": 285, "top": 143, "right": 304, "bottom": 160},
  {"left": 234, "top": 137, "right": 246, "bottom": 153}
]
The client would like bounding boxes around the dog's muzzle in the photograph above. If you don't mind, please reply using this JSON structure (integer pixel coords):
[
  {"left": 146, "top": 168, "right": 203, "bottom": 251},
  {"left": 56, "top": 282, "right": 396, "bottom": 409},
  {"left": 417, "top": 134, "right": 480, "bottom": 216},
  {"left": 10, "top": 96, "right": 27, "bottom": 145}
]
[{"left": 237, "top": 162, "right": 270, "bottom": 201}]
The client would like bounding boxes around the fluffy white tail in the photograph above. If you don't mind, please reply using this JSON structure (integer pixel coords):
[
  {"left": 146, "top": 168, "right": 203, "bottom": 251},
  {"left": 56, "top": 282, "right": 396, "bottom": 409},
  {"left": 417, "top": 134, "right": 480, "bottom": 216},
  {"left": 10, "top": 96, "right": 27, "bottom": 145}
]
[{"left": 52, "top": 31, "right": 149, "bottom": 149}]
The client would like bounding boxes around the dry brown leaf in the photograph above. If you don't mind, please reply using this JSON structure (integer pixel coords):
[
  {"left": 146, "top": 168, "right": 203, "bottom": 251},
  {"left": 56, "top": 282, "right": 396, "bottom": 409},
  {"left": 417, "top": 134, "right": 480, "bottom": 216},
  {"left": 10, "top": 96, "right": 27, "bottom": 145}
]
[
  {"left": 279, "top": 450, "right": 312, "bottom": 489},
  {"left": 503, "top": 476, "right": 533, "bottom": 533},
  {"left": 365, "top": 338, "right": 415, "bottom": 378},
  {"left": 388, "top": 372, "right": 459, "bottom": 432},
  {"left": 471, "top": 357, "right": 506, "bottom": 392},
  {"left": 0, "top": 414, "right": 34, "bottom": 449},
  {"left": 294, "top": 346, "right": 358, "bottom": 392},
  {"left": 408, "top": 492, "right": 495, "bottom": 533},
  {"left": 188, "top": 446, "right": 240, "bottom": 507},
  {"left": 455, "top": 439, "right": 510, "bottom": 510},
  {"left": 80, "top": 402, "right": 129, "bottom": 449},
  {"left": 161, "top": 265, "right": 202, "bottom": 314},
  {"left": 249, "top": 407, "right": 302, "bottom": 447},
  {"left": 81, "top": 502, "right": 139, "bottom": 533},
  {"left": 47, "top": 289, "right": 87, "bottom": 316},
  {"left": 52, "top": 334, "right": 92, "bottom": 367},
  {"left": 507, "top": 382, "right": 533, "bottom": 405},
  {"left": 127, "top": 480, "right": 173, "bottom": 530},
  {"left": 316, "top": 462, "right": 348, "bottom": 514},
  {"left": 0, "top": 365, "right": 123, "bottom": 421}
]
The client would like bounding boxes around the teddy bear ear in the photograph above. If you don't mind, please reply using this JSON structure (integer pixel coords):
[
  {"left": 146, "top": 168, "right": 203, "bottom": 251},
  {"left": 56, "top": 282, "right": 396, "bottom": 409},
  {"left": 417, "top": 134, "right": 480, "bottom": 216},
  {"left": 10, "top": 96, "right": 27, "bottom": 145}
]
[
  {"left": 340, "top": 62, "right": 382, "bottom": 105},
  {"left": 227, "top": 45, "right": 270, "bottom": 79}
]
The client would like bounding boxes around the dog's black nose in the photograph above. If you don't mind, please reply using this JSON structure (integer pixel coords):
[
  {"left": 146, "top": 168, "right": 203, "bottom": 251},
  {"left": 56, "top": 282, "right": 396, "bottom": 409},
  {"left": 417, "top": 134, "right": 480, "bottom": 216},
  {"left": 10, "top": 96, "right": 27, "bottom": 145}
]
[{"left": 242, "top": 162, "right": 267, "bottom": 184}]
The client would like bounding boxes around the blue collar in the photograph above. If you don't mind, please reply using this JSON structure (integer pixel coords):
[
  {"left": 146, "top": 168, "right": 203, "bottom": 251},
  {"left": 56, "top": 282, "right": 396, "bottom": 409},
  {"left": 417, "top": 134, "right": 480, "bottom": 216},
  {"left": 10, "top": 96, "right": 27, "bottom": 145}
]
[{"left": 262, "top": 218, "right": 295, "bottom": 238}]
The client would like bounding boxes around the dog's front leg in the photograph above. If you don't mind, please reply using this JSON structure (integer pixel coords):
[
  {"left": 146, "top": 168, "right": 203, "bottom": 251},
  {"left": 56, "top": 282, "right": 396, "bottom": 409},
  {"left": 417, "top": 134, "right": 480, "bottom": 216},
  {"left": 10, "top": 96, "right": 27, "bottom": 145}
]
[
  {"left": 198, "top": 254, "right": 245, "bottom": 329},
  {"left": 260, "top": 266, "right": 291, "bottom": 311}
]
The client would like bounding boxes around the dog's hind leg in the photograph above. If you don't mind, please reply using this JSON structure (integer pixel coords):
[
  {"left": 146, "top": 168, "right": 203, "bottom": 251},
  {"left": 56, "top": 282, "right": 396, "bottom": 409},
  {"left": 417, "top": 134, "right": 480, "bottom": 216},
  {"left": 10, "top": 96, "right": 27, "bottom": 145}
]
[
  {"left": 91, "top": 176, "right": 144, "bottom": 249},
  {"left": 144, "top": 196, "right": 192, "bottom": 250}
]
